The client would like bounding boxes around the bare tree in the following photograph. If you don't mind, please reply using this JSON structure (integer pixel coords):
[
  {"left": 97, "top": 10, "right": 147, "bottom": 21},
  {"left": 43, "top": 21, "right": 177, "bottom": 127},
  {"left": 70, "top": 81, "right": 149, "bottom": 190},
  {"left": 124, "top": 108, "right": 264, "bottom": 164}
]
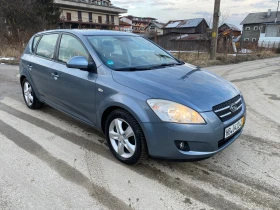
[
  {"left": 219, "top": 10, "right": 230, "bottom": 26},
  {"left": 204, "top": 13, "right": 213, "bottom": 28},
  {"left": 204, "top": 10, "right": 230, "bottom": 29},
  {"left": 0, "top": 0, "right": 61, "bottom": 44}
]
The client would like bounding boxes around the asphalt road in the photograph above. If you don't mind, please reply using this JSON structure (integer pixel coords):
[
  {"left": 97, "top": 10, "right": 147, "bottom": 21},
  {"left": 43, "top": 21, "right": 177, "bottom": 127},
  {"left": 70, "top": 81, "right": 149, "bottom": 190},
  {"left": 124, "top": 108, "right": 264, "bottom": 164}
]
[{"left": 0, "top": 58, "right": 280, "bottom": 210}]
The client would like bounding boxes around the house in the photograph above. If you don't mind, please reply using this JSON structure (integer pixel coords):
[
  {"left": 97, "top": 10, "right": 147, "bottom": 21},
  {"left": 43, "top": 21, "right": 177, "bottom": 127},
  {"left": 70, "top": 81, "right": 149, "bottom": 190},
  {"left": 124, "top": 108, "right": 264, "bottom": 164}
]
[
  {"left": 219, "top": 23, "right": 241, "bottom": 37},
  {"left": 240, "top": 9, "right": 280, "bottom": 42},
  {"left": 145, "top": 21, "right": 165, "bottom": 35},
  {"left": 163, "top": 18, "right": 209, "bottom": 35},
  {"left": 217, "top": 23, "right": 242, "bottom": 53},
  {"left": 117, "top": 20, "right": 133, "bottom": 33},
  {"left": 54, "top": 0, "right": 127, "bottom": 29},
  {"left": 121, "top": 15, "right": 157, "bottom": 34}
]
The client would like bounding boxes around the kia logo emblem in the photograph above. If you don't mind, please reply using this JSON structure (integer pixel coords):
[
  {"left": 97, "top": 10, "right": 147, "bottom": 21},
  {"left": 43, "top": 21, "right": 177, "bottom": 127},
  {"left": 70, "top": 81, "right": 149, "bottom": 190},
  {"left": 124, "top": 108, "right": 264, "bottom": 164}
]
[{"left": 230, "top": 104, "right": 238, "bottom": 113}]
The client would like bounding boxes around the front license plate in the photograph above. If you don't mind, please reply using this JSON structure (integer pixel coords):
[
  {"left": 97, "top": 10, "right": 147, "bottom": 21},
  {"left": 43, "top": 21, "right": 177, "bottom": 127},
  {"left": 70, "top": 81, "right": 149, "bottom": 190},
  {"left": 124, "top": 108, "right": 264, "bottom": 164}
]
[{"left": 225, "top": 117, "right": 244, "bottom": 139}]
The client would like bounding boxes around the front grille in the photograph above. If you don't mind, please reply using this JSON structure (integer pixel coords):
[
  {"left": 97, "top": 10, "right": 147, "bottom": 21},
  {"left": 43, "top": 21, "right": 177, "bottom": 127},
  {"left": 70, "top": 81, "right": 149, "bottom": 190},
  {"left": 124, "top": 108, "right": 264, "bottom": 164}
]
[{"left": 213, "top": 95, "right": 242, "bottom": 122}]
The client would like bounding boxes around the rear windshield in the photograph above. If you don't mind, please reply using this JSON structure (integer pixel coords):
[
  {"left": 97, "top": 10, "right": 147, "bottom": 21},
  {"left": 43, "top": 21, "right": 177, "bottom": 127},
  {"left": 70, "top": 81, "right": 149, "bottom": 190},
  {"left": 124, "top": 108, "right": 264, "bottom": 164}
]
[{"left": 86, "top": 35, "right": 179, "bottom": 70}]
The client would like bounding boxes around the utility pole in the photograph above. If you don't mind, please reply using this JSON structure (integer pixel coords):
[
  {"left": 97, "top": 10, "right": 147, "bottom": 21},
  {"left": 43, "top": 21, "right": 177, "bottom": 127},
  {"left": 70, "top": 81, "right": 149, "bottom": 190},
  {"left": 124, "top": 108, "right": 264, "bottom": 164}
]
[
  {"left": 210, "top": 0, "right": 221, "bottom": 60},
  {"left": 276, "top": 1, "right": 280, "bottom": 23}
]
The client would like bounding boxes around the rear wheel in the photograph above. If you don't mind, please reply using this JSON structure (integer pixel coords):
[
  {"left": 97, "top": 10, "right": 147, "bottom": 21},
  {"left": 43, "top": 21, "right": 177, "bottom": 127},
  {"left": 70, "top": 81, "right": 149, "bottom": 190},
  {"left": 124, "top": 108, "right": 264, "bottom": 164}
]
[
  {"left": 21, "top": 79, "right": 43, "bottom": 109},
  {"left": 105, "top": 109, "right": 148, "bottom": 165}
]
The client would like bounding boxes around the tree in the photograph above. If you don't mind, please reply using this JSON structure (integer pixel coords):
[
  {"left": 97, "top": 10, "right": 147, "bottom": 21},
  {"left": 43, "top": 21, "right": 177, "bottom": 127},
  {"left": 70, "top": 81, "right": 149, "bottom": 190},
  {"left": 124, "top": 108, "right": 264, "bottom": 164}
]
[
  {"left": 219, "top": 10, "right": 230, "bottom": 26},
  {"left": 0, "top": 0, "right": 61, "bottom": 44},
  {"left": 204, "top": 10, "right": 230, "bottom": 29}
]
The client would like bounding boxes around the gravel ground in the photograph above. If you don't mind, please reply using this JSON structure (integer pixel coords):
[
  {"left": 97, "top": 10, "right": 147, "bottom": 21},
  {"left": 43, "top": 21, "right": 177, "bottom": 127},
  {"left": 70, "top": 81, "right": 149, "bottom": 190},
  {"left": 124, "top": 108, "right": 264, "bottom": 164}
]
[{"left": 0, "top": 58, "right": 279, "bottom": 210}]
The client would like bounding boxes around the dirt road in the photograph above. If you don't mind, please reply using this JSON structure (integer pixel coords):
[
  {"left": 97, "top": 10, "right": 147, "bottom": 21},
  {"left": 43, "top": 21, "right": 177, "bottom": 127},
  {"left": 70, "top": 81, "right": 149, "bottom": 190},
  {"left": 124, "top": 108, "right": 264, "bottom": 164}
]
[{"left": 0, "top": 58, "right": 279, "bottom": 210}]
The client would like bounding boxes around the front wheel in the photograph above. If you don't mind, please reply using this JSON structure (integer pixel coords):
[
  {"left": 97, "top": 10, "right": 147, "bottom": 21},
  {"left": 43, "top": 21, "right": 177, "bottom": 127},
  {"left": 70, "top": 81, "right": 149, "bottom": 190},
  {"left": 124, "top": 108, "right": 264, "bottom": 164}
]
[{"left": 105, "top": 109, "right": 148, "bottom": 165}]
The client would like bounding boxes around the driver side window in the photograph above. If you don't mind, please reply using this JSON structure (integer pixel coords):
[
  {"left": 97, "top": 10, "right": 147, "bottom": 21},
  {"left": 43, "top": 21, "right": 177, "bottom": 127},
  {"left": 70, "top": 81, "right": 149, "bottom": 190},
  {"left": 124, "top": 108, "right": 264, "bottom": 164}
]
[{"left": 58, "top": 34, "right": 89, "bottom": 63}]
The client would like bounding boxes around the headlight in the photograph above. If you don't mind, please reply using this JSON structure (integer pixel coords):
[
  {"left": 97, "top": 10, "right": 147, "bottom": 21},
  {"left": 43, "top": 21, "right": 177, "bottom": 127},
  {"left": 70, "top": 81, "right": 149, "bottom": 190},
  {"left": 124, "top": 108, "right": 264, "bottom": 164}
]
[{"left": 147, "top": 99, "right": 205, "bottom": 124}]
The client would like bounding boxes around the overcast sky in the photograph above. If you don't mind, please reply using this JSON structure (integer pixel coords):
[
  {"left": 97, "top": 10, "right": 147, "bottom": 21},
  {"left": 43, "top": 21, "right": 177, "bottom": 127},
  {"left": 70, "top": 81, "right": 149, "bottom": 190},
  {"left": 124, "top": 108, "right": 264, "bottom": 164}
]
[{"left": 113, "top": 0, "right": 279, "bottom": 29}]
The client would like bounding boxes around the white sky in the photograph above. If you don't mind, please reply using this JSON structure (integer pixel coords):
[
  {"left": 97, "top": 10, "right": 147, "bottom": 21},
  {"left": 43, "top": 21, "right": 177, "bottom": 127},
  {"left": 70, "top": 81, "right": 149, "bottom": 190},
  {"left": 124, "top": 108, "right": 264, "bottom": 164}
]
[{"left": 113, "top": 0, "right": 279, "bottom": 29}]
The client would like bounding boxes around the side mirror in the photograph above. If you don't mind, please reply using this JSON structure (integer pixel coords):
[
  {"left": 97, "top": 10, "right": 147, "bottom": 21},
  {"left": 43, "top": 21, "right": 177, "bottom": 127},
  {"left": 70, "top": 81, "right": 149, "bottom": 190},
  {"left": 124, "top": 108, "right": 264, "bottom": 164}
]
[
  {"left": 67, "top": 56, "right": 89, "bottom": 70},
  {"left": 66, "top": 56, "right": 97, "bottom": 73}
]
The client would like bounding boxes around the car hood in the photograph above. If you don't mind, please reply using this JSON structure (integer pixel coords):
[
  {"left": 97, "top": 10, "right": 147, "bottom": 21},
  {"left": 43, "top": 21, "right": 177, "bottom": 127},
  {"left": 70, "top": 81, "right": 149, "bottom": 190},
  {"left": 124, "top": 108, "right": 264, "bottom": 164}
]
[{"left": 112, "top": 64, "right": 240, "bottom": 112}]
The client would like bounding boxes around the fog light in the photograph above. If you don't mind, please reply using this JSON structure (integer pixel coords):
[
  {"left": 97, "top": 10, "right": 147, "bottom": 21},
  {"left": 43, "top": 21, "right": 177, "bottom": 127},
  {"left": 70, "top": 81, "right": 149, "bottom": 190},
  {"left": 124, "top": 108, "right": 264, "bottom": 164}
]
[
  {"left": 179, "top": 142, "right": 185, "bottom": 150},
  {"left": 175, "top": 141, "right": 190, "bottom": 151}
]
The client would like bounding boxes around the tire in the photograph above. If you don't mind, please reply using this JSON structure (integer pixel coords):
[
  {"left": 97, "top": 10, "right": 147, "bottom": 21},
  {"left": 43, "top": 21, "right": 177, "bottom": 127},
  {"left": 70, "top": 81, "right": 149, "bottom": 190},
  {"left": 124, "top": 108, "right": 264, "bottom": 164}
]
[
  {"left": 105, "top": 109, "right": 148, "bottom": 165},
  {"left": 21, "top": 78, "right": 43, "bottom": 109}
]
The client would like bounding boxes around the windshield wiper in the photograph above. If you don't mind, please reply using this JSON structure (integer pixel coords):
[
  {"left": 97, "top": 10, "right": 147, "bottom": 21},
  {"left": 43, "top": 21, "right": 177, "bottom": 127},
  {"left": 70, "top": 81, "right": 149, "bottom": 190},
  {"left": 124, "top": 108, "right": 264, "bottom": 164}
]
[
  {"left": 114, "top": 67, "right": 152, "bottom": 71},
  {"left": 149, "top": 62, "right": 184, "bottom": 69},
  {"left": 114, "top": 62, "right": 184, "bottom": 71}
]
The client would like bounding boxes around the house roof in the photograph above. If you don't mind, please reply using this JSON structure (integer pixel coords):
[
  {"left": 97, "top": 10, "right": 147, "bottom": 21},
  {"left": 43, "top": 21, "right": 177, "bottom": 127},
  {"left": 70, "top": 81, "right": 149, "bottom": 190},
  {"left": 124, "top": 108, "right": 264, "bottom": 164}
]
[
  {"left": 119, "top": 21, "right": 132, "bottom": 26},
  {"left": 146, "top": 21, "right": 165, "bottom": 29},
  {"left": 241, "top": 11, "right": 280, "bottom": 25},
  {"left": 164, "top": 18, "right": 206, "bottom": 28},
  {"left": 220, "top": 23, "right": 241, "bottom": 32}
]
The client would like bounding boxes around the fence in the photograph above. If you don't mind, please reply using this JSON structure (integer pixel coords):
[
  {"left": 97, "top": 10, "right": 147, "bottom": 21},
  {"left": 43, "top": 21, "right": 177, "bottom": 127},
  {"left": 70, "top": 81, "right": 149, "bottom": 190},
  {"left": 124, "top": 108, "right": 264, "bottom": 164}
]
[{"left": 147, "top": 33, "right": 280, "bottom": 57}]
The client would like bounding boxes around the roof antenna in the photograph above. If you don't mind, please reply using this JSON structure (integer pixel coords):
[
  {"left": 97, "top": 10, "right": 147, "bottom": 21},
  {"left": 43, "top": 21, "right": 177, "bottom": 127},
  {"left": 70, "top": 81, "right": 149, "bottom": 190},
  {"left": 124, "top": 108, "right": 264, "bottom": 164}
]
[{"left": 276, "top": 1, "right": 280, "bottom": 23}]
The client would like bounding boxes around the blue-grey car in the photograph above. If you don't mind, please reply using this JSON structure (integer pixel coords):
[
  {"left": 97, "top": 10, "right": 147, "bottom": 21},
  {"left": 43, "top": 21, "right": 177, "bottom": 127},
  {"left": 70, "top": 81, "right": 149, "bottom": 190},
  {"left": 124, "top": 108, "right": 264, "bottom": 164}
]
[{"left": 20, "top": 30, "right": 246, "bottom": 165}]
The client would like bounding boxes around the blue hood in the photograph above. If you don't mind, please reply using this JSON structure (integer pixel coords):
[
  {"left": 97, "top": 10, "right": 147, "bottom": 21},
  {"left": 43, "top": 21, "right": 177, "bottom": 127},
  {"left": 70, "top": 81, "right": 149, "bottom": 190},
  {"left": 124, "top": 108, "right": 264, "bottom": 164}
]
[{"left": 112, "top": 64, "right": 239, "bottom": 112}]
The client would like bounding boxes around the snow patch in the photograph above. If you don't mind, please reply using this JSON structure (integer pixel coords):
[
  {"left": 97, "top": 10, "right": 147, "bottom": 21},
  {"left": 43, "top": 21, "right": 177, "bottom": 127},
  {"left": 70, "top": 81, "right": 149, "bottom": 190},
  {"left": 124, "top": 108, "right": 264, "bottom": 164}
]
[{"left": 0, "top": 57, "right": 15, "bottom": 61}]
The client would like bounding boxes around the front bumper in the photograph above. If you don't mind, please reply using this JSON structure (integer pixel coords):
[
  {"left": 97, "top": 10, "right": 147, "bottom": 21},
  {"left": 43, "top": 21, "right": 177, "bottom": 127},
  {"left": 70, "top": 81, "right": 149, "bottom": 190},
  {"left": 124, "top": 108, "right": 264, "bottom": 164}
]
[{"left": 142, "top": 101, "right": 246, "bottom": 160}]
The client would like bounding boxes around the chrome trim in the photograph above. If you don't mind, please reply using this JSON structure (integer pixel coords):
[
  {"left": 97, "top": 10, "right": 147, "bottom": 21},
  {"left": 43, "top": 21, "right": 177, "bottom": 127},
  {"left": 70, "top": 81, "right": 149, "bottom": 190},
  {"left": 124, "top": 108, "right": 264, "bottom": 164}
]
[
  {"left": 220, "top": 112, "right": 232, "bottom": 118},
  {"left": 214, "top": 105, "right": 230, "bottom": 113},
  {"left": 233, "top": 98, "right": 242, "bottom": 105},
  {"left": 236, "top": 104, "right": 242, "bottom": 111}
]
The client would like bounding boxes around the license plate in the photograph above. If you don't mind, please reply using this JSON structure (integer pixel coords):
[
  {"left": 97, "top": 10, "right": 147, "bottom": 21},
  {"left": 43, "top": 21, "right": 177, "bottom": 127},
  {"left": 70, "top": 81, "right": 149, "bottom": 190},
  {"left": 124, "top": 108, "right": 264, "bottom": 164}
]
[{"left": 225, "top": 117, "right": 245, "bottom": 139}]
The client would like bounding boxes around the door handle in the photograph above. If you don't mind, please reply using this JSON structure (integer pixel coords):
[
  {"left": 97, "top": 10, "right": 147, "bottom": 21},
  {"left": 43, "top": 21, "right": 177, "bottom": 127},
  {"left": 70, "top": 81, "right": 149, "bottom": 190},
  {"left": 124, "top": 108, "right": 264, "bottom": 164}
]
[{"left": 51, "top": 73, "right": 60, "bottom": 80}]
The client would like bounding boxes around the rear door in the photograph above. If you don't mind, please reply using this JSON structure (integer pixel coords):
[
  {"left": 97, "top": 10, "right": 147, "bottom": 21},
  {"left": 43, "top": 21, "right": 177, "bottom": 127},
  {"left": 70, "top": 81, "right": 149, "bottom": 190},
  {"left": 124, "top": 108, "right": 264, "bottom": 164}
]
[
  {"left": 28, "top": 33, "right": 59, "bottom": 100},
  {"left": 48, "top": 33, "right": 98, "bottom": 125}
]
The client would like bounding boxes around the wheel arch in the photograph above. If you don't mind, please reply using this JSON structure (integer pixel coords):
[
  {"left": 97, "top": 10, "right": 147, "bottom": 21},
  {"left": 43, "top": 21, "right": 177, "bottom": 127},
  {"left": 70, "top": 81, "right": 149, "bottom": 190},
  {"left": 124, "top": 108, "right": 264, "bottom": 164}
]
[
  {"left": 98, "top": 94, "right": 159, "bottom": 134},
  {"left": 20, "top": 75, "right": 27, "bottom": 86}
]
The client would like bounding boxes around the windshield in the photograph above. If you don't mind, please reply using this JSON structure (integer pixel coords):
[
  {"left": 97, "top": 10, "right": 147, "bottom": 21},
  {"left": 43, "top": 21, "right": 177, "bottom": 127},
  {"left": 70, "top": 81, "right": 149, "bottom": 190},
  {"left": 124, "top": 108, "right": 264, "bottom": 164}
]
[{"left": 86, "top": 35, "right": 180, "bottom": 71}]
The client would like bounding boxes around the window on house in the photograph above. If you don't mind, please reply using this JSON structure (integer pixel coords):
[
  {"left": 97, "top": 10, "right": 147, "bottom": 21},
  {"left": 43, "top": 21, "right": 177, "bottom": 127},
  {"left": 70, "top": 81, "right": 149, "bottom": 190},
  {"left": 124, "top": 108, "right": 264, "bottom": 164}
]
[
  {"left": 98, "top": 16, "right": 102, "bottom": 23},
  {"left": 36, "top": 34, "right": 59, "bottom": 59},
  {"left": 111, "top": 15, "right": 114, "bottom": 23},
  {"left": 78, "top": 11, "right": 82, "bottom": 21},
  {"left": 106, "top": 15, "right": 109, "bottom": 23},
  {"left": 89, "top": 12, "right": 92, "bottom": 22},
  {"left": 66, "top": 13, "right": 71, "bottom": 21},
  {"left": 244, "top": 38, "right": 249, "bottom": 41},
  {"left": 245, "top": 27, "right": 250, "bottom": 31},
  {"left": 252, "top": 38, "right": 257, "bottom": 41},
  {"left": 261, "top": 25, "right": 266, "bottom": 33},
  {"left": 254, "top": 26, "right": 259, "bottom": 31}
]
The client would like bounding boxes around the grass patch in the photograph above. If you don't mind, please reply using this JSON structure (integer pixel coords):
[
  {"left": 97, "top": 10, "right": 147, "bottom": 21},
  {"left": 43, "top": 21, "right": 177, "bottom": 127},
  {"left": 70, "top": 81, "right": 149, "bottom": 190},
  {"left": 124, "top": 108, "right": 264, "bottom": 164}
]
[
  {"left": 172, "top": 51, "right": 280, "bottom": 67},
  {"left": 0, "top": 45, "right": 22, "bottom": 65}
]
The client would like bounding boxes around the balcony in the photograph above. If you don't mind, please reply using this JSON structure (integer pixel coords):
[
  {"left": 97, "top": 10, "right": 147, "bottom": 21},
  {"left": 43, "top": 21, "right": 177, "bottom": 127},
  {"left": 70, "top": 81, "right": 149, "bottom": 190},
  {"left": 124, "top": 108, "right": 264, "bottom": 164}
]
[{"left": 54, "top": 0, "right": 127, "bottom": 14}]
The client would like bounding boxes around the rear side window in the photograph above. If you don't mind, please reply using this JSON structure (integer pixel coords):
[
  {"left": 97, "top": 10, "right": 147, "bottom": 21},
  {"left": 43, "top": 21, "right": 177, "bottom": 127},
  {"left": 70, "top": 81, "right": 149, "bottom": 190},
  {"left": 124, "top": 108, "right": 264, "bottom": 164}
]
[
  {"left": 32, "top": 36, "right": 40, "bottom": 52},
  {"left": 36, "top": 34, "right": 59, "bottom": 59},
  {"left": 58, "top": 34, "right": 89, "bottom": 63}
]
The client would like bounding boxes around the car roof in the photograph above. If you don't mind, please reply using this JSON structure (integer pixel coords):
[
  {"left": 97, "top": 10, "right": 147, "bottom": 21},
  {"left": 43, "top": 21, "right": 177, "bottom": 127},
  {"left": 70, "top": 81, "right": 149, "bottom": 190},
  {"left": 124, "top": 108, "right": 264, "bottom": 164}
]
[{"left": 35, "top": 29, "right": 139, "bottom": 37}]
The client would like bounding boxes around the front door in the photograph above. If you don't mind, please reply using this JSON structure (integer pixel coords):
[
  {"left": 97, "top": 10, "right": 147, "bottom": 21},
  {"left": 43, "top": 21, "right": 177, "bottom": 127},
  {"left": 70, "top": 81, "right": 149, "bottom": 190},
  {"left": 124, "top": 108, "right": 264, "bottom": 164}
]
[{"left": 47, "top": 34, "right": 98, "bottom": 125}]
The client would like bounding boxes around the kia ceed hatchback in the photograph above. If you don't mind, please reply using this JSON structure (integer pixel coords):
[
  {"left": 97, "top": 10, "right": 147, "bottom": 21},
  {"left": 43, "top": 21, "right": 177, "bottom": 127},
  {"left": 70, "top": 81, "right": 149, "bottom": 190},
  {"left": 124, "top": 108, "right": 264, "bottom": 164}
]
[{"left": 20, "top": 30, "right": 246, "bottom": 165}]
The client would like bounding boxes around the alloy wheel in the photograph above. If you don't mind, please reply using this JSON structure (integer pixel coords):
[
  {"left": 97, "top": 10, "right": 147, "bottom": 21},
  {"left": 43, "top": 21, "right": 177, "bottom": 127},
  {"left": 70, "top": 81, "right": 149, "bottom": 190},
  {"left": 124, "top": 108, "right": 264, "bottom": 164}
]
[
  {"left": 109, "top": 118, "right": 136, "bottom": 159},
  {"left": 23, "top": 81, "right": 33, "bottom": 106}
]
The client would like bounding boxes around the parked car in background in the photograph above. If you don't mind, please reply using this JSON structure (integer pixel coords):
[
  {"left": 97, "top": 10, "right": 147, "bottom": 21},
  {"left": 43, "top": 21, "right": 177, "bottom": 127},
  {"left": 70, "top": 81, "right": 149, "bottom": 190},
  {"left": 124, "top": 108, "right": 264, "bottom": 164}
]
[{"left": 20, "top": 30, "right": 246, "bottom": 165}]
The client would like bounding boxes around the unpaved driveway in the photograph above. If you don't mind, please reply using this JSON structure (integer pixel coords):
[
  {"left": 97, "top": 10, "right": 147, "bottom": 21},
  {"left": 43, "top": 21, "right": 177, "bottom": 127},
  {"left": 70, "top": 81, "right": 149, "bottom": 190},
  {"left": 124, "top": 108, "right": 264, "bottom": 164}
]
[{"left": 0, "top": 58, "right": 279, "bottom": 210}]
